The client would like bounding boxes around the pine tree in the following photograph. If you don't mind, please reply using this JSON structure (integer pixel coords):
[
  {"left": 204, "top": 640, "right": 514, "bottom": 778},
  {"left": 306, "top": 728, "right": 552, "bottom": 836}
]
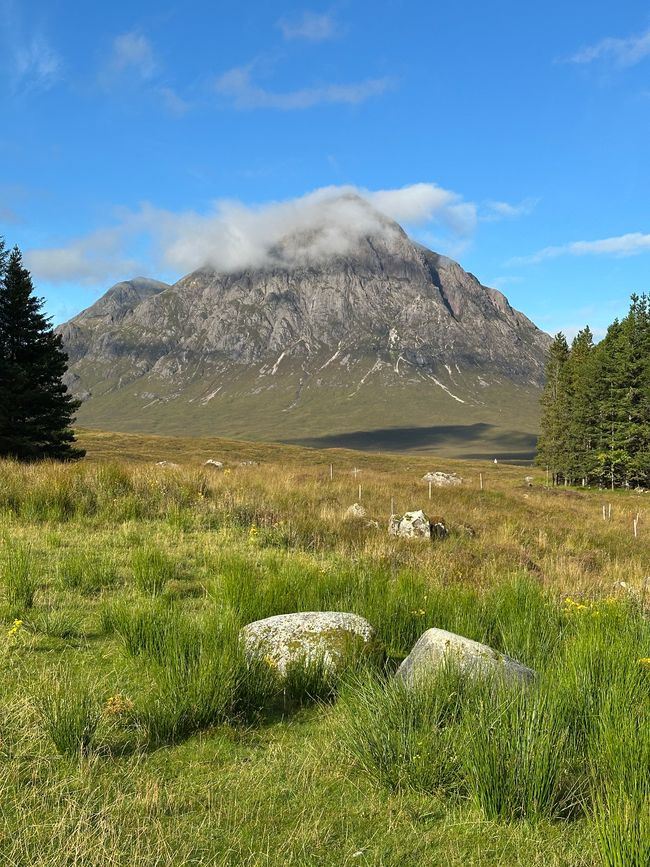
[
  {"left": 536, "top": 333, "right": 570, "bottom": 484},
  {"left": 563, "top": 327, "right": 598, "bottom": 485},
  {"left": 0, "top": 242, "right": 85, "bottom": 461}
]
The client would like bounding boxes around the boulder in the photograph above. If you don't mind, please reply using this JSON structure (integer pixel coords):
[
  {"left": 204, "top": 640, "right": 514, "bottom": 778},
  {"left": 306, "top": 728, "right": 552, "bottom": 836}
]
[
  {"left": 345, "top": 502, "right": 367, "bottom": 520},
  {"left": 204, "top": 459, "right": 224, "bottom": 469},
  {"left": 422, "top": 471, "right": 463, "bottom": 487},
  {"left": 388, "top": 510, "right": 448, "bottom": 540},
  {"left": 241, "top": 611, "right": 376, "bottom": 675},
  {"left": 155, "top": 460, "right": 179, "bottom": 468},
  {"left": 396, "top": 628, "right": 536, "bottom": 686}
]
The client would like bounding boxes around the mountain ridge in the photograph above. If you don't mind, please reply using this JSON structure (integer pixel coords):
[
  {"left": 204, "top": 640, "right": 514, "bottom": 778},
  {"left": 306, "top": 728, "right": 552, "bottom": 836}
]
[{"left": 57, "top": 202, "right": 550, "bottom": 457}]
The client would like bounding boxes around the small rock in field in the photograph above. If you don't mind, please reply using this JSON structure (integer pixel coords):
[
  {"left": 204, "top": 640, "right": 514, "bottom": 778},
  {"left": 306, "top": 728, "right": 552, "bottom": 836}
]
[
  {"left": 204, "top": 459, "right": 224, "bottom": 469},
  {"left": 345, "top": 503, "right": 367, "bottom": 519},
  {"left": 421, "top": 471, "right": 463, "bottom": 487},
  {"left": 241, "top": 611, "right": 376, "bottom": 675},
  {"left": 365, "top": 520, "right": 380, "bottom": 529},
  {"left": 388, "top": 510, "right": 448, "bottom": 540},
  {"left": 396, "top": 628, "right": 536, "bottom": 686},
  {"left": 156, "top": 460, "right": 179, "bottom": 468}
]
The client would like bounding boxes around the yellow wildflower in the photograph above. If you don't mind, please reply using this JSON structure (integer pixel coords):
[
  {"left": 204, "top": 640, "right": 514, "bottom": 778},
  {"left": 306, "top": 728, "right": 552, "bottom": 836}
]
[{"left": 639, "top": 658, "right": 650, "bottom": 668}]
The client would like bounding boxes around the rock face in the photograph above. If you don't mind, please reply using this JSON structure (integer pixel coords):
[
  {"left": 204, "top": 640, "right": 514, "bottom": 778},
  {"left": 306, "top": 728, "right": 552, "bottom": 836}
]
[
  {"left": 422, "top": 471, "right": 462, "bottom": 487},
  {"left": 396, "top": 628, "right": 536, "bottom": 686},
  {"left": 55, "top": 195, "right": 550, "bottom": 455},
  {"left": 388, "top": 510, "right": 447, "bottom": 540},
  {"left": 240, "top": 611, "right": 375, "bottom": 674}
]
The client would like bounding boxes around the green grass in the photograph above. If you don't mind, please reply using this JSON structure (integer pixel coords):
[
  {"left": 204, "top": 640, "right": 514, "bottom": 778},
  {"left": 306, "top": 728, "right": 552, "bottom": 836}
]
[{"left": 1, "top": 437, "right": 650, "bottom": 864}]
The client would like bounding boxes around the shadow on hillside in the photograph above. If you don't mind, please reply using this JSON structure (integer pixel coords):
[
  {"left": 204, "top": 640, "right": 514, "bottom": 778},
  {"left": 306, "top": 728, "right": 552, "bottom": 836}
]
[{"left": 286, "top": 423, "right": 538, "bottom": 461}]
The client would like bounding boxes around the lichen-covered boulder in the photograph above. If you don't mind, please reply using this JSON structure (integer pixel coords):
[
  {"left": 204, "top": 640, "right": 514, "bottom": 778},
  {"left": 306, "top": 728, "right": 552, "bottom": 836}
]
[
  {"left": 345, "top": 503, "right": 367, "bottom": 520},
  {"left": 422, "top": 471, "right": 463, "bottom": 487},
  {"left": 388, "top": 510, "right": 448, "bottom": 540},
  {"left": 241, "top": 611, "right": 376, "bottom": 674},
  {"left": 396, "top": 628, "right": 536, "bottom": 686}
]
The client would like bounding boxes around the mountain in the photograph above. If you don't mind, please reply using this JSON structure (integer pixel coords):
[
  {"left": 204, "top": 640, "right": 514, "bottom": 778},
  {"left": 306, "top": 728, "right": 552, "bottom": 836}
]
[{"left": 57, "top": 197, "right": 551, "bottom": 458}]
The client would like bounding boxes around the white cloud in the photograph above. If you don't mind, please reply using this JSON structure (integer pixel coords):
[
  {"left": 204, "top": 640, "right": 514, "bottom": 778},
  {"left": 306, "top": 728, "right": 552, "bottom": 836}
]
[
  {"left": 158, "top": 86, "right": 191, "bottom": 116},
  {"left": 104, "top": 32, "right": 157, "bottom": 82},
  {"left": 13, "top": 34, "right": 62, "bottom": 91},
  {"left": 567, "top": 26, "right": 650, "bottom": 67},
  {"left": 481, "top": 198, "right": 539, "bottom": 222},
  {"left": 277, "top": 12, "right": 339, "bottom": 41},
  {"left": 25, "top": 227, "right": 141, "bottom": 285},
  {"left": 512, "top": 232, "right": 650, "bottom": 265},
  {"left": 0, "top": 1, "right": 63, "bottom": 94},
  {"left": 214, "top": 65, "right": 391, "bottom": 109},
  {"left": 25, "top": 183, "right": 479, "bottom": 284}
]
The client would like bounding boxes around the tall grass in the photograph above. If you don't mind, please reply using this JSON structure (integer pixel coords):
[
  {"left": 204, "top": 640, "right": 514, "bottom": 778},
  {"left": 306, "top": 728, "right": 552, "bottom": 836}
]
[
  {"left": 36, "top": 671, "right": 102, "bottom": 757},
  {"left": 2, "top": 544, "right": 37, "bottom": 611},
  {"left": 131, "top": 546, "right": 175, "bottom": 596}
]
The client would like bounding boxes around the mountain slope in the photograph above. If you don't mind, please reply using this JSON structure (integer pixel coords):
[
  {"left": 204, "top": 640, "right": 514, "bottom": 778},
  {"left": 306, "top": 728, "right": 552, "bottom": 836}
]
[{"left": 58, "top": 202, "right": 550, "bottom": 458}]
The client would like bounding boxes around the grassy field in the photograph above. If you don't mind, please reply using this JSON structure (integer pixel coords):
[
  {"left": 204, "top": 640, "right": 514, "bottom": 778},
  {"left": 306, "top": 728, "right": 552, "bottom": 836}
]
[{"left": 0, "top": 429, "right": 649, "bottom": 866}]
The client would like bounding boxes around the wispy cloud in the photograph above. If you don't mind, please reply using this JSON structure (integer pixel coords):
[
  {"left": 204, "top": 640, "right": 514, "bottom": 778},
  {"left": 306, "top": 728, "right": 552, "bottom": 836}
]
[
  {"left": 13, "top": 34, "right": 62, "bottom": 92},
  {"left": 566, "top": 26, "right": 650, "bottom": 67},
  {"left": 511, "top": 232, "right": 650, "bottom": 265},
  {"left": 481, "top": 198, "right": 539, "bottom": 222},
  {"left": 0, "top": 1, "right": 62, "bottom": 94},
  {"left": 102, "top": 31, "right": 157, "bottom": 84},
  {"left": 214, "top": 65, "right": 391, "bottom": 109},
  {"left": 158, "top": 86, "right": 191, "bottom": 116},
  {"left": 25, "top": 226, "right": 141, "bottom": 285},
  {"left": 25, "top": 183, "right": 479, "bottom": 284},
  {"left": 277, "top": 11, "right": 339, "bottom": 41}
]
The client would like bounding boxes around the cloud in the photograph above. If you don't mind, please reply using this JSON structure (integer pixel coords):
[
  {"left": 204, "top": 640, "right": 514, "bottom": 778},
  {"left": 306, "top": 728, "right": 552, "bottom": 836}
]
[
  {"left": 13, "top": 34, "right": 62, "bottom": 92},
  {"left": 511, "top": 232, "right": 650, "bottom": 265},
  {"left": 25, "top": 183, "right": 478, "bottom": 284},
  {"left": 277, "top": 12, "right": 339, "bottom": 41},
  {"left": 25, "top": 227, "right": 141, "bottom": 285},
  {"left": 103, "top": 31, "right": 157, "bottom": 83},
  {"left": 481, "top": 198, "right": 539, "bottom": 222},
  {"left": 0, "top": 2, "right": 62, "bottom": 94},
  {"left": 567, "top": 26, "right": 650, "bottom": 67},
  {"left": 158, "top": 86, "right": 191, "bottom": 116},
  {"left": 214, "top": 65, "right": 391, "bottom": 109}
]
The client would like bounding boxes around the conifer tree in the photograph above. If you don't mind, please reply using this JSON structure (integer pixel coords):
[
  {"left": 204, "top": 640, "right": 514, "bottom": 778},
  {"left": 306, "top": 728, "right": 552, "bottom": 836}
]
[
  {"left": 562, "top": 327, "right": 597, "bottom": 484},
  {"left": 536, "top": 333, "right": 570, "bottom": 484},
  {"left": 0, "top": 241, "right": 85, "bottom": 461}
]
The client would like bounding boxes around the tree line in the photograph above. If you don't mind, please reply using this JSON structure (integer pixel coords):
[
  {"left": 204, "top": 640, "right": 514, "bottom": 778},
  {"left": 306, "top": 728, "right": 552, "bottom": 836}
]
[
  {"left": 0, "top": 237, "right": 84, "bottom": 461},
  {"left": 537, "top": 294, "right": 650, "bottom": 489}
]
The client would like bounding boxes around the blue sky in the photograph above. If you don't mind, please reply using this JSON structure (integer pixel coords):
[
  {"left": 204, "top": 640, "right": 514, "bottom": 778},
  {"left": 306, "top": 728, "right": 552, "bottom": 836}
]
[{"left": 1, "top": 0, "right": 650, "bottom": 339}]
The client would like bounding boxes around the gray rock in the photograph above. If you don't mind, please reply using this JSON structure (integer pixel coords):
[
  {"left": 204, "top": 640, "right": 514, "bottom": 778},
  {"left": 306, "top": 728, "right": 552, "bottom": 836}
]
[
  {"left": 204, "top": 459, "right": 224, "bottom": 469},
  {"left": 155, "top": 460, "right": 179, "bottom": 468},
  {"left": 396, "top": 628, "right": 536, "bottom": 686},
  {"left": 345, "top": 502, "right": 367, "bottom": 519},
  {"left": 388, "top": 510, "right": 448, "bottom": 540},
  {"left": 422, "top": 471, "right": 463, "bottom": 487},
  {"left": 240, "top": 611, "right": 375, "bottom": 675}
]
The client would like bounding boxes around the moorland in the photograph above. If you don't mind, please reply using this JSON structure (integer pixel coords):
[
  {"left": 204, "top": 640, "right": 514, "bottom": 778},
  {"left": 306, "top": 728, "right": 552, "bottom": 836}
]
[{"left": 0, "top": 428, "right": 649, "bottom": 866}]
